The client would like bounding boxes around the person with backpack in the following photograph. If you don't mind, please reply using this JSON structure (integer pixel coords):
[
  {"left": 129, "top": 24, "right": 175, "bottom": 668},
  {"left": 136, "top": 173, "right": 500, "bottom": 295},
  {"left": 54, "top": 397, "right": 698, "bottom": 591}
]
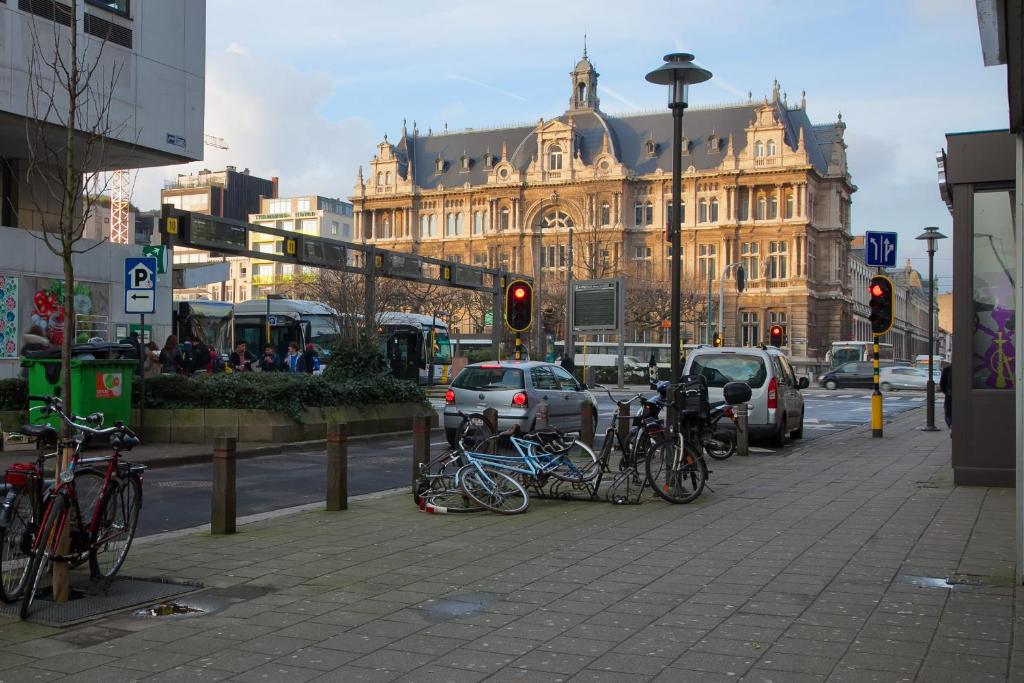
[{"left": 285, "top": 341, "right": 302, "bottom": 372}]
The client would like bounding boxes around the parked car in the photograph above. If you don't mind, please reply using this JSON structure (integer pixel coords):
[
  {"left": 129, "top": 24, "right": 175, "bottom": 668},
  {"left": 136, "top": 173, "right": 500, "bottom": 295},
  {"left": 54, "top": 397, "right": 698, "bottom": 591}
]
[
  {"left": 819, "top": 360, "right": 906, "bottom": 390},
  {"left": 443, "top": 360, "right": 598, "bottom": 445},
  {"left": 879, "top": 366, "right": 941, "bottom": 391},
  {"left": 682, "top": 346, "right": 808, "bottom": 447}
]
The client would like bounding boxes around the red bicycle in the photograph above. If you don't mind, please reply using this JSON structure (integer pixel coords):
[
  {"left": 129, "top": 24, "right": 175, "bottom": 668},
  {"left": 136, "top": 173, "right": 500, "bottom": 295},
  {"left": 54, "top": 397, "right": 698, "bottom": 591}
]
[{"left": 17, "top": 395, "right": 144, "bottom": 619}]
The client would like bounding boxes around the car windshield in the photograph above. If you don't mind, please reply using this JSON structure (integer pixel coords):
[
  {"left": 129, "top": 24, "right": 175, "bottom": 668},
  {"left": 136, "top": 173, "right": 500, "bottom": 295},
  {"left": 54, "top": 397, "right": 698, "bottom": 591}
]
[
  {"left": 690, "top": 354, "right": 767, "bottom": 388},
  {"left": 452, "top": 366, "right": 525, "bottom": 391}
]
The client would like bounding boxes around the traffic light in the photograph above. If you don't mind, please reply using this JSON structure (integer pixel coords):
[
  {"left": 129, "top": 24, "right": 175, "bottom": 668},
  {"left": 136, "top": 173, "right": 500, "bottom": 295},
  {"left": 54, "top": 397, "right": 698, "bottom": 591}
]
[
  {"left": 504, "top": 280, "right": 533, "bottom": 332},
  {"left": 868, "top": 274, "right": 894, "bottom": 336},
  {"left": 769, "top": 325, "right": 784, "bottom": 347},
  {"left": 713, "top": 331, "right": 723, "bottom": 347}
]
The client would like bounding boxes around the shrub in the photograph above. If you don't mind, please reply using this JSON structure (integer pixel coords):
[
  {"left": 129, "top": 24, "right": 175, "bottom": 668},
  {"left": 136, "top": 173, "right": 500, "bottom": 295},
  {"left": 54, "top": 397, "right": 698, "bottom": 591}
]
[
  {"left": 134, "top": 372, "right": 426, "bottom": 422},
  {"left": 0, "top": 378, "right": 27, "bottom": 411},
  {"left": 465, "top": 349, "right": 493, "bottom": 364},
  {"left": 322, "top": 334, "right": 388, "bottom": 382}
]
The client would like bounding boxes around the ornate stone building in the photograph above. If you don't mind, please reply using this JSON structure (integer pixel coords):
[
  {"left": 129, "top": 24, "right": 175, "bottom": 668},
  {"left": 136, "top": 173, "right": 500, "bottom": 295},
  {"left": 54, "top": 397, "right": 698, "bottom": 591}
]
[{"left": 350, "top": 52, "right": 856, "bottom": 368}]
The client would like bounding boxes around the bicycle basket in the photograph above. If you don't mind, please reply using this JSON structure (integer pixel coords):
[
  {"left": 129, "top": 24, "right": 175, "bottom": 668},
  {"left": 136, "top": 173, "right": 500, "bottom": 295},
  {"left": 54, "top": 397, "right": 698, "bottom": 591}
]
[
  {"left": 5, "top": 462, "right": 36, "bottom": 487},
  {"left": 676, "top": 374, "right": 710, "bottom": 420}
]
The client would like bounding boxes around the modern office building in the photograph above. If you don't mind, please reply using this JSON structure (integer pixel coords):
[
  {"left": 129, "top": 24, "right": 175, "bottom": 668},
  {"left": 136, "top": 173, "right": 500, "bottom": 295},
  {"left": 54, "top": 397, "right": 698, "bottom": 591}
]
[
  {"left": 248, "top": 195, "right": 354, "bottom": 298},
  {"left": 351, "top": 51, "right": 856, "bottom": 372},
  {"left": 162, "top": 166, "right": 277, "bottom": 301},
  {"left": 0, "top": 0, "right": 205, "bottom": 378}
]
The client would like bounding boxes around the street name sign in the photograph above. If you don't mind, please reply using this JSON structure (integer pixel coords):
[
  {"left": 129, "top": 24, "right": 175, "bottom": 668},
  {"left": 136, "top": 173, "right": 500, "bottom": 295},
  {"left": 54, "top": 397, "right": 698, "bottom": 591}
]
[
  {"left": 124, "top": 257, "right": 156, "bottom": 314},
  {"left": 865, "top": 231, "right": 898, "bottom": 267}
]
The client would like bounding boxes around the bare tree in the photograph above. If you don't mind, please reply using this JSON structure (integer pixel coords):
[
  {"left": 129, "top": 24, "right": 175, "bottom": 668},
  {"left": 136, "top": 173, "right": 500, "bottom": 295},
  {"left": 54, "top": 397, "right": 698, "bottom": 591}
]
[{"left": 19, "top": 0, "right": 126, "bottom": 430}]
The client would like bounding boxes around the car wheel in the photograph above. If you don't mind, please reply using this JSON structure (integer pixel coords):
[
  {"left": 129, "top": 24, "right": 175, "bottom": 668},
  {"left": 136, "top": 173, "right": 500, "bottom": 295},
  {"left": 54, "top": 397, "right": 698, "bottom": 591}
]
[
  {"left": 790, "top": 410, "right": 804, "bottom": 440},
  {"left": 880, "top": 382, "right": 893, "bottom": 392},
  {"left": 824, "top": 380, "right": 838, "bottom": 390},
  {"left": 770, "top": 419, "right": 787, "bottom": 447}
]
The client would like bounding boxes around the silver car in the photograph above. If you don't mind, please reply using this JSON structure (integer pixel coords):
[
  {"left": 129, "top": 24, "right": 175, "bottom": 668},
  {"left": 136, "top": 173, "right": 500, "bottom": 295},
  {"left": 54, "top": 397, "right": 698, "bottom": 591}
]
[
  {"left": 443, "top": 361, "right": 598, "bottom": 444},
  {"left": 879, "top": 366, "right": 941, "bottom": 391},
  {"left": 683, "top": 346, "right": 808, "bottom": 447}
]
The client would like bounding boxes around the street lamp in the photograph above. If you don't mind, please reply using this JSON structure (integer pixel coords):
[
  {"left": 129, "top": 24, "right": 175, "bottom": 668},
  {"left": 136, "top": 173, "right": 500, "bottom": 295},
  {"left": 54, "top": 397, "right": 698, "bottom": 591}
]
[
  {"left": 646, "top": 53, "right": 712, "bottom": 389},
  {"left": 915, "top": 226, "right": 947, "bottom": 431}
]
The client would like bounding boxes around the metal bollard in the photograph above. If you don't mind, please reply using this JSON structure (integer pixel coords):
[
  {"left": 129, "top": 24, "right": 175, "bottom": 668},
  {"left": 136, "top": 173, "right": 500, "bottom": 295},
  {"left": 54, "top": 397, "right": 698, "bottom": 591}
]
[
  {"left": 326, "top": 424, "right": 348, "bottom": 511},
  {"left": 211, "top": 436, "right": 237, "bottom": 534},
  {"left": 735, "top": 403, "right": 749, "bottom": 457},
  {"left": 411, "top": 415, "right": 430, "bottom": 490},
  {"left": 581, "top": 402, "right": 596, "bottom": 448},
  {"left": 585, "top": 366, "right": 596, "bottom": 390}
]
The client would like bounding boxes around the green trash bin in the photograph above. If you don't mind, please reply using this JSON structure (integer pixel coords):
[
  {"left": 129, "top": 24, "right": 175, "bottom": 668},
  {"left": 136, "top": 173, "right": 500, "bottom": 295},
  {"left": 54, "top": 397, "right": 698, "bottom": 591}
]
[{"left": 22, "top": 344, "right": 137, "bottom": 430}]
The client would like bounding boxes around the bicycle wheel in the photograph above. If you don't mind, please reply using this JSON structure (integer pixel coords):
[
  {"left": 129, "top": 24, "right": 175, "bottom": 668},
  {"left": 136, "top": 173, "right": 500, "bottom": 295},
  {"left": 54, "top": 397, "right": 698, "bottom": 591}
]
[
  {"left": 628, "top": 425, "right": 662, "bottom": 472},
  {"left": 645, "top": 436, "right": 706, "bottom": 504},
  {"left": 703, "top": 430, "right": 736, "bottom": 460},
  {"left": 71, "top": 469, "right": 106, "bottom": 531},
  {"left": 457, "top": 414, "right": 494, "bottom": 451},
  {"left": 89, "top": 475, "right": 141, "bottom": 580},
  {"left": 0, "top": 487, "right": 34, "bottom": 602},
  {"left": 421, "top": 490, "right": 485, "bottom": 514},
  {"left": 458, "top": 465, "right": 529, "bottom": 514},
  {"left": 414, "top": 448, "right": 466, "bottom": 504},
  {"left": 547, "top": 440, "right": 600, "bottom": 483},
  {"left": 19, "top": 494, "right": 64, "bottom": 619},
  {"left": 597, "top": 428, "right": 615, "bottom": 472}
]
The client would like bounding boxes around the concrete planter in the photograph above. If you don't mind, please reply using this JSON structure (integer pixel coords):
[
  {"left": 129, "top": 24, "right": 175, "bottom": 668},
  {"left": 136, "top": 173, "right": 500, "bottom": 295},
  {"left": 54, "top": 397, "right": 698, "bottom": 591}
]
[
  {"left": 0, "top": 410, "right": 26, "bottom": 432},
  {"left": 133, "top": 402, "right": 436, "bottom": 443}
]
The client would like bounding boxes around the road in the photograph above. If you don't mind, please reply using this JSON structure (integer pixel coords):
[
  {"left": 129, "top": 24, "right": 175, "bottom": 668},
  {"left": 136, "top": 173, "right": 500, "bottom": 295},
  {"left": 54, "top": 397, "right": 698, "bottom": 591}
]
[{"left": 139, "top": 387, "right": 938, "bottom": 538}]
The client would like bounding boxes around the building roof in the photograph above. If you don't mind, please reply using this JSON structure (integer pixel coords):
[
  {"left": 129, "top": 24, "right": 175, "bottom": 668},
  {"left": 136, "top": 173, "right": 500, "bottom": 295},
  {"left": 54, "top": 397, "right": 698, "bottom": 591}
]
[{"left": 401, "top": 100, "right": 835, "bottom": 191}]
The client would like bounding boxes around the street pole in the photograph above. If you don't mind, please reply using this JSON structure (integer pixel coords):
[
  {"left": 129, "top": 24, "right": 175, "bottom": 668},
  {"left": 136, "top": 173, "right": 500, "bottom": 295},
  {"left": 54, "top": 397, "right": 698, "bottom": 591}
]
[
  {"left": 718, "top": 263, "right": 738, "bottom": 345},
  {"left": 706, "top": 273, "right": 713, "bottom": 345},
  {"left": 923, "top": 246, "right": 938, "bottom": 430},
  {"left": 872, "top": 335, "right": 883, "bottom": 437},
  {"left": 566, "top": 227, "right": 574, "bottom": 362},
  {"left": 670, "top": 106, "right": 682, "bottom": 387},
  {"left": 428, "top": 311, "right": 436, "bottom": 387}
]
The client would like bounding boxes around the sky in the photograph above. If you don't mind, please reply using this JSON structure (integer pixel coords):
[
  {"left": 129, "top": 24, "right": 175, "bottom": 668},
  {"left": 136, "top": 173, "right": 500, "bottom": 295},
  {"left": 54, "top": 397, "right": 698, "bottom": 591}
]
[{"left": 133, "top": 0, "right": 1013, "bottom": 292}]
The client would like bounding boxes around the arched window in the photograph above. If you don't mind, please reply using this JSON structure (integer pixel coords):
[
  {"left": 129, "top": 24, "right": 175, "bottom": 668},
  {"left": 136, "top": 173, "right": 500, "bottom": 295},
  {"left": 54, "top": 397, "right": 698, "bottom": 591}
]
[
  {"left": 766, "top": 140, "right": 776, "bottom": 156},
  {"left": 472, "top": 211, "right": 483, "bottom": 235},
  {"left": 578, "top": 82, "right": 586, "bottom": 102},
  {"left": 548, "top": 145, "right": 563, "bottom": 171},
  {"left": 540, "top": 210, "right": 574, "bottom": 230},
  {"left": 500, "top": 207, "right": 510, "bottom": 230},
  {"left": 768, "top": 192, "right": 778, "bottom": 219},
  {"left": 376, "top": 171, "right": 383, "bottom": 186},
  {"left": 420, "top": 214, "right": 431, "bottom": 238},
  {"left": 634, "top": 201, "right": 644, "bottom": 225},
  {"left": 754, "top": 141, "right": 764, "bottom": 158},
  {"left": 454, "top": 213, "right": 463, "bottom": 235},
  {"left": 382, "top": 218, "right": 390, "bottom": 238},
  {"left": 698, "top": 198, "right": 708, "bottom": 223},
  {"left": 785, "top": 192, "right": 794, "bottom": 219},
  {"left": 600, "top": 201, "right": 610, "bottom": 226},
  {"left": 756, "top": 195, "right": 767, "bottom": 220},
  {"left": 446, "top": 213, "right": 456, "bottom": 237},
  {"left": 385, "top": 171, "right": 391, "bottom": 185},
  {"left": 709, "top": 197, "right": 719, "bottom": 223},
  {"left": 645, "top": 202, "right": 653, "bottom": 225},
  {"left": 435, "top": 157, "right": 445, "bottom": 172}
]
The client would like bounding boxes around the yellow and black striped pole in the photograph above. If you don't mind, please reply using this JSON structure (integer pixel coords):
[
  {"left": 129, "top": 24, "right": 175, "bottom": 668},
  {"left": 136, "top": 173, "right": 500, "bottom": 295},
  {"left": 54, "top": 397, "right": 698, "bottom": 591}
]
[
  {"left": 871, "top": 335, "right": 883, "bottom": 437},
  {"left": 514, "top": 334, "right": 522, "bottom": 361}
]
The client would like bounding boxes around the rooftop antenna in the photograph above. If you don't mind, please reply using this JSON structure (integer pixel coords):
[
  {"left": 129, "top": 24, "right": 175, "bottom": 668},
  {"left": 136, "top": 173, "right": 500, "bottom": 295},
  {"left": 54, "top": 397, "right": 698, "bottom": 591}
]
[{"left": 583, "top": 33, "right": 587, "bottom": 58}]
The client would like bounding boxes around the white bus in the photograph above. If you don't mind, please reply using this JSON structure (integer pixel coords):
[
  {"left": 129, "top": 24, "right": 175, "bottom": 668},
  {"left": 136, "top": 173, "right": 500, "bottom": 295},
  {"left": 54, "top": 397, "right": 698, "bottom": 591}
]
[
  {"left": 377, "top": 312, "right": 452, "bottom": 384},
  {"left": 233, "top": 299, "right": 340, "bottom": 361},
  {"left": 826, "top": 341, "right": 896, "bottom": 369}
]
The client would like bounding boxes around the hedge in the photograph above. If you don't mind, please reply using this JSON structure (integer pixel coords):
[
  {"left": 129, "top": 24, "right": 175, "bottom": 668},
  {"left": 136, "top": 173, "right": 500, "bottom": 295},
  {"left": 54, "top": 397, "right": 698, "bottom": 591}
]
[
  {"left": 134, "top": 373, "right": 426, "bottom": 422},
  {"left": 0, "top": 378, "right": 27, "bottom": 411}
]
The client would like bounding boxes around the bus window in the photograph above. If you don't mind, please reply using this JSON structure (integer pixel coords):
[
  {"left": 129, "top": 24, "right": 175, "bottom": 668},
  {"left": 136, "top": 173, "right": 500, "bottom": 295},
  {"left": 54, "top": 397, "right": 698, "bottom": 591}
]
[{"left": 433, "top": 332, "right": 452, "bottom": 364}]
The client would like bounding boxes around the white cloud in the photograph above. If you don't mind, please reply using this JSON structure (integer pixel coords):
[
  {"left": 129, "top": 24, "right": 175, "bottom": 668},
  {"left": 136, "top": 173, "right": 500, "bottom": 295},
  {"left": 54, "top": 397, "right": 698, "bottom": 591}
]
[{"left": 132, "top": 46, "right": 375, "bottom": 210}]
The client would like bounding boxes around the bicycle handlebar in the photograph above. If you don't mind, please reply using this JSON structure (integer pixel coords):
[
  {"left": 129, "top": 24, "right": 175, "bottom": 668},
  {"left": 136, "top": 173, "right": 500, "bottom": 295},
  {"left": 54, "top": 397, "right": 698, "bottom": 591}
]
[
  {"left": 27, "top": 395, "right": 137, "bottom": 439},
  {"left": 591, "top": 384, "right": 643, "bottom": 407}
]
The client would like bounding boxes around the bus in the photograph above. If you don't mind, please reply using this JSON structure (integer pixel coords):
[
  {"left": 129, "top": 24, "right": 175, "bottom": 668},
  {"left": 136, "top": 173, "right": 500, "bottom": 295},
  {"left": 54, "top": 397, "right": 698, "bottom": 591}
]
[
  {"left": 826, "top": 341, "right": 896, "bottom": 368},
  {"left": 173, "top": 300, "right": 234, "bottom": 358},
  {"left": 233, "top": 299, "right": 340, "bottom": 362},
  {"left": 378, "top": 312, "right": 452, "bottom": 384}
]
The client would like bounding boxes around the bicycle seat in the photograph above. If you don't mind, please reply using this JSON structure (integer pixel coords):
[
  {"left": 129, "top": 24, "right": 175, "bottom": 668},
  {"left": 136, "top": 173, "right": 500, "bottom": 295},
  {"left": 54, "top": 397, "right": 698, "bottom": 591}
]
[{"left": 20, "top": 424, "right": 57, "bottom": 441}]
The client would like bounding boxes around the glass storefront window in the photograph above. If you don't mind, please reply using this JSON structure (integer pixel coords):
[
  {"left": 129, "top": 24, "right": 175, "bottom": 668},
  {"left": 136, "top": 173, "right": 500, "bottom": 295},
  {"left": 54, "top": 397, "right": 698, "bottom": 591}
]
[{"left": 972, "top": 188, "right": 1017, "bottom": 389}]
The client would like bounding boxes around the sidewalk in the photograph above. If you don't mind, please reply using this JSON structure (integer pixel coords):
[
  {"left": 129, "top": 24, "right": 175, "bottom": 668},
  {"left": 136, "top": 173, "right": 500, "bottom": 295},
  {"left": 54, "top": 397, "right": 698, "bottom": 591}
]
[{"left": 0, "top": 407, "right": 1018, "bottom": 682}]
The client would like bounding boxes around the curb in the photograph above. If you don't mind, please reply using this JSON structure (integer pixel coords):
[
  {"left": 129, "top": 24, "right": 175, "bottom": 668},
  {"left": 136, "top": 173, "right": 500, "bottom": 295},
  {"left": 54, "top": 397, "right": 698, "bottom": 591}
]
[{"left": 136, "top": 426, "right": 445, "bottom": 470}]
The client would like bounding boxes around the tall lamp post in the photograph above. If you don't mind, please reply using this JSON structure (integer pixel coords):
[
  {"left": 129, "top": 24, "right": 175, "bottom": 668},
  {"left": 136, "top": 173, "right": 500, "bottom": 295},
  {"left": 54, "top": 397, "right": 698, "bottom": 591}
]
[
  {"left": 646, "top": 54, "right": 712, "bottom": 390},
  {"left": 915, "top": 226, "right": 947, "bottom": 431}
]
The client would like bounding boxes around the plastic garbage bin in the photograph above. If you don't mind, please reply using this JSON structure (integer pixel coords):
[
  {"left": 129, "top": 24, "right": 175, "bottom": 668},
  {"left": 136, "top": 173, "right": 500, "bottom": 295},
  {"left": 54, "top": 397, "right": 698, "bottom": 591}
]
[{"left": 22, "top": 343, "right": 136, "bottom": 429}]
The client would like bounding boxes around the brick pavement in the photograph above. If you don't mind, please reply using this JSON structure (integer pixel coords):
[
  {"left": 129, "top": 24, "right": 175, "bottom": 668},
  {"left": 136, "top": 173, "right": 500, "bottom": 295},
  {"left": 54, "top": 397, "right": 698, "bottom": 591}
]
[{"left": 0, "top": 407, "right": 1018, "bottom": 682}]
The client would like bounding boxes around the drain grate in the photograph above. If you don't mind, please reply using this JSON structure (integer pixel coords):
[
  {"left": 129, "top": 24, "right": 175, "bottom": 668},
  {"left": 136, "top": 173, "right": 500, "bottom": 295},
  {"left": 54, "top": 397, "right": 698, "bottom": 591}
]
[{"left": 0, "top": 574, "right": 202, "bottom": 627}]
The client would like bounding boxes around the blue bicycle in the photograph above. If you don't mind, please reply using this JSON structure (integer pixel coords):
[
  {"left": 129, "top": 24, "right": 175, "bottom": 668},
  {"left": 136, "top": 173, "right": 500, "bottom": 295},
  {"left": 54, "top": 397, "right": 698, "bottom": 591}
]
[{"left": 457, "top": 429, "right": 599, "bottom": 514}]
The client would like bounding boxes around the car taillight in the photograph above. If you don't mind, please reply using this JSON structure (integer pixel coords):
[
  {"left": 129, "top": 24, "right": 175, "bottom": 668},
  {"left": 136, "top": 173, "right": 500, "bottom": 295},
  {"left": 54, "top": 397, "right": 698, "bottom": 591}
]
[
  {"left": 512, "top": 392, "right": 528, "bottom": 407},
  {"left": 767, "top": 377, "right": 778, "bottom": 410},
  {"left": 444, "top": 389, "right": 455, "bottom": 404},
  {"left": 724, "top": 406, "right": 734, "bottom": 418}
]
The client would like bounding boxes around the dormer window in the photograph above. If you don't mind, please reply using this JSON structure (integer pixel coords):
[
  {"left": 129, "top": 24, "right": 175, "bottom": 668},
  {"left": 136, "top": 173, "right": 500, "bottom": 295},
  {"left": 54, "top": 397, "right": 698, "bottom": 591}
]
[
  {"left": 766, "top": 140, "right": 776, "bottom": 156},
  {"left": 460, "top": 155, "right": 471, "bottom": 171},
  {"left": 435, "top": 157, "right": 446, "bottom": 173},
  {"left": 707, "top": 136, "right": 721, "bottom": 153},
  {"left": 680, "top": 137, "right": 690, "bottom": 155},
  {"left": 754, "top": 141, "right": 764, "bottom": 158},
  {"left": 483, "top": 152, "right": 494, "bottom": 168},
  {"left": 645, "top": 139, "right": 659, "bottom": 157},
  {"left": 548, "top": 145, "right": 563, "bottom": 171}
]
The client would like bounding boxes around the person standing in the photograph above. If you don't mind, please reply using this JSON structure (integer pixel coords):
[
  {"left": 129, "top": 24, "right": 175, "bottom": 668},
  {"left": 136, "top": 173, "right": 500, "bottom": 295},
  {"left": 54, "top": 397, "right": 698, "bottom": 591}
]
[
  {"left": 260, "top": 344, "right": 281, "bottom": 372},
  {"left": 143, "top": 341, "right": 161, "bottom": 378},
  {"left": 230, "top": 341, "right": 255, "bottom": 372},
  {"left": 648, "top": 352, "right": 658, "bottom": 386},
  {"left": 299, "top": 342, "right": 320, "bottom": 374},
  {"left": 158, "top": 335, "right": 184, "bottom": 374},
  {"left": 284, "top": 342, "right": 302, "bottom": 372},
  {"left": 559, "top": 352, "right": 575, "bottom": 376},
  {"left": 940, "top": 364, "right": 952, "bottom": 437}
]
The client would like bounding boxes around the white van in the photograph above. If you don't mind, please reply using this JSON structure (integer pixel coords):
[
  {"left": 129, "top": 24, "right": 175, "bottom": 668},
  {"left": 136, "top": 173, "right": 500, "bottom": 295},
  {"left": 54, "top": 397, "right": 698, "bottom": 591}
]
[{"left": 572, "top": 354, "right": 647, "bottom": 372}]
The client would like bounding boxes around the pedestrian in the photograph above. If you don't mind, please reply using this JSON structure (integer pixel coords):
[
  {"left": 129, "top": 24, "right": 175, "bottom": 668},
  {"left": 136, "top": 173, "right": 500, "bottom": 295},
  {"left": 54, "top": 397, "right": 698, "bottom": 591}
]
[
  {"left": 260, "top": 343, "right": 281, "bottom": 372},
  {"left": 143, "top": 341, "right": 161, "bottom": 378},
  {"left": 230, "top": 341, "right": 255, "bottom": 372},
  {"left": 299, "top": 342, "right": 320, "bottom": 374},
  {"left": 559, "top": 352, "right": 575, "bottom": 375},
  {"left": 284, "top": 341, "right": 302, "bottom": 372},
  {"left": 648, "top": 352, "right": 658, "bottom": 386},
  {"left": 190, "top": 339, "right": 212, "bottom": 375},
  {"left": 940, "top": 363, "right": 952, "bottom": 437},
  {"left": 158, "top": 335, "right": 184, "bottom": 374}
]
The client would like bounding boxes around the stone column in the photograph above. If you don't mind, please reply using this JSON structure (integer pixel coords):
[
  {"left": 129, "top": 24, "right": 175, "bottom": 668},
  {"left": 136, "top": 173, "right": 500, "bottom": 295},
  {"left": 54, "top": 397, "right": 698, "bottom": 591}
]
[{"left": 369, "top": 210, "right": 376, "bottom": 240}]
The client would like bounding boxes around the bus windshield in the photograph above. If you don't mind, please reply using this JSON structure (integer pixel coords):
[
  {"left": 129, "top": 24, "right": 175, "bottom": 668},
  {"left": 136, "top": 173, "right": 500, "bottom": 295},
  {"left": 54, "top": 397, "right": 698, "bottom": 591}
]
[
  {"left": 306, "top": 314, "right": 340, "bottom": 350},
  {"left": 831, "top": 347, "right": 863, "bottom": 367},
  {"left": 433, "top": 331, "right": 452, "bottom": 364}
]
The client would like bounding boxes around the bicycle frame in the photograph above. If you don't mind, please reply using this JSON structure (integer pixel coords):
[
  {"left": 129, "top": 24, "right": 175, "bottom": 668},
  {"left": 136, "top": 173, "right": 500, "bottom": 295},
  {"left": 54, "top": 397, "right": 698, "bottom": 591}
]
[{"left": 461, "top": 436, "right": 569, "bottom": 482}]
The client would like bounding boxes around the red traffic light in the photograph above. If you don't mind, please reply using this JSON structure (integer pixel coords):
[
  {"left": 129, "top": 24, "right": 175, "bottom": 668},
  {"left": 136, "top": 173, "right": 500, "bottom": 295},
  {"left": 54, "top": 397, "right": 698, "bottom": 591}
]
[
  {"left": 869, "top": 284, "right": 884, "bottom": 297},
  {"left": 504, "top": 280, "right": 533, "bottom": 333},
  {"left": 513, "top": 286, "right": 527, "bottom": 300}
]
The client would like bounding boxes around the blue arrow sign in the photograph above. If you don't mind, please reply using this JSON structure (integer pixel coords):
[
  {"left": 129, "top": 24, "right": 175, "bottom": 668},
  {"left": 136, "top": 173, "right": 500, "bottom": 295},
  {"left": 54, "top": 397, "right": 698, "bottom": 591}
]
[
  {"left": 865, "top": 231, "right": 898, "bottom": 268},
  {"left": 124, "top": 257, "right": 157, "bottom": 314}
]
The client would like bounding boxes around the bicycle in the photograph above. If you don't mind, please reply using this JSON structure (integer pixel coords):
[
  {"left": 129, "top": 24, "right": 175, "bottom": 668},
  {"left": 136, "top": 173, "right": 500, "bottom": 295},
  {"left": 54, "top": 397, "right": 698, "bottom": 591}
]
[
  {"left": 17, "top": 395, "right": 145, "bottom": 619},
  {"left": 413, "top": 447, "right": 483, "bottom": 514},
  {"left": 644, "top": 377, "right": 712, "bottom": 504},
  {"left": 0, "top": 407, "right": 107, "bottom": 603}
]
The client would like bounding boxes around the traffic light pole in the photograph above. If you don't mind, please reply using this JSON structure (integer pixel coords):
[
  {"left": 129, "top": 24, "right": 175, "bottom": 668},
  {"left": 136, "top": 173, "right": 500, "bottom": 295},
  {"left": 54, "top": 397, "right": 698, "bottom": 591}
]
[
  {"left": 872, "top": 336, "right": 883, "bottom": 437},
  {"left": 515, "top": 334, "right": 523, "bottom": 361}
]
